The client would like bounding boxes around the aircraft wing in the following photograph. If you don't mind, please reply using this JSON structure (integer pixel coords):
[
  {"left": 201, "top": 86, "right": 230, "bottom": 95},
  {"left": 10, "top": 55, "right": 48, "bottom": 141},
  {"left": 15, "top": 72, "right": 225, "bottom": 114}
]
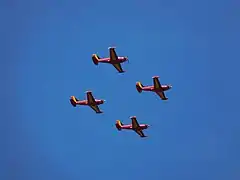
[
  {"left": 153, "top": 77, "right": 162, "bottom": 90},
  {"left": 155, "top": 91, "right": 168, "bottom": 100},
  {"left": 86, "top": 91, "right": 96, "bottom": 105},
  {"left": 109, "top": 47, "right": 118, "bottom": 61},
  {"left": 135, "top": 129, "right": 147, "bottom": 137},
  {"left": 90, "top": 104, "right": 102, "bottom": 113},
  {"left": 86, "top": 92, "right": 102, "bottom": 113},
  {"left": 109, "top": 47, "right": 125, "bottom": 73},
  {"left": 131, "top": 117, "right": 147, "bottom": 137},
  {"left": 112, "top": 63, "right": 124, "bottom": 73},
  {"left": 131, "top": 116, "right": 140, "bottom": 130}
]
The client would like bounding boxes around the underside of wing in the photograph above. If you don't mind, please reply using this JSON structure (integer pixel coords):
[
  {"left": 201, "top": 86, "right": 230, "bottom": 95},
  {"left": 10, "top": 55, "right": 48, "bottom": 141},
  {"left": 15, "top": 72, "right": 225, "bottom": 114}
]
[
  {"left": 86, "top": 91, "right": 96, "bottom": 104},
  {"left": 109, "top": 47, "right": 118, "bottom": 61},
  {"left": 131, "top": 116, "right": 140, "bottom": 130},
  {"left": 156, "top": 91, "right": 168, "bottom": 100},
  {"left": 153, "top": 77, "right": 162, "bottom": 90},
  {"left": 89, "top": 104, "right": 102, "bottom": 113},
  {"left": 112, "top": 63, "right": 124, "bottom": 73},
  {"left": 135, "top": 129, "right": 146, "bottom": 137}
]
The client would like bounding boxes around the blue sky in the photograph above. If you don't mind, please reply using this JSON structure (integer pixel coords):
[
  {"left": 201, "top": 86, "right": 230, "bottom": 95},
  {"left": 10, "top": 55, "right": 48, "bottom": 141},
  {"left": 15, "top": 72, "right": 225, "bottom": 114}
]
[{"left": 1, "top": 0, "right": 239, "bottom": 180}]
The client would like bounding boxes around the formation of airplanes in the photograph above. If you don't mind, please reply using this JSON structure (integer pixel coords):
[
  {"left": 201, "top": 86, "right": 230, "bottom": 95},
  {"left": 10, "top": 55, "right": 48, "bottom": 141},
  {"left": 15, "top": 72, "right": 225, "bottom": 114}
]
[{"left": 70, "top": 47, "right": 172, "bottom": 138}]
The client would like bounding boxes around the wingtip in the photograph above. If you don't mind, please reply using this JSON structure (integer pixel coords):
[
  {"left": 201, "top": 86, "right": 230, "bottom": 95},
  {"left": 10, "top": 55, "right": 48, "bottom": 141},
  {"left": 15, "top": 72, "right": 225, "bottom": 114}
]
[
  {"left": 130, "top": 116, "right": 136, "bottom": 119},
  {"left": 152, "top": 76, "right": 159, "bottom": 79},
  {"left": 108, "top": 46, "right": 116, "bottom": 49}
]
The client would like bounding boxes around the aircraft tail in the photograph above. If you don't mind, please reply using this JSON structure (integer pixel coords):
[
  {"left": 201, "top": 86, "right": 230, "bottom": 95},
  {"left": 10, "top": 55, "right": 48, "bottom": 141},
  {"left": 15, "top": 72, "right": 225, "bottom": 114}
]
[
  {"left": 70, "top": 96, "right": 78, "bottom": 107},
  {"left": 92, "top": 54, "right": 100, "bottom": 65},
  {"left": 136, "top": 82, "right": 144, "bottom": 93},
  {"left": 115, "top": 120, "right": 123, "bottom": 131}
]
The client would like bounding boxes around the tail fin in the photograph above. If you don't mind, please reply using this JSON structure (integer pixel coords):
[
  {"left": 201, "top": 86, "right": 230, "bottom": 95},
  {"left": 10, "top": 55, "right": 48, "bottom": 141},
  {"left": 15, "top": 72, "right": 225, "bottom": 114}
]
[
  {"left": 92, "top": 54, "right": 100, "bottom": 65},
  {"left": 115, "top": 120, "right": 123, "bottom": 131},
  {"left": 136, "top": 82, "right": 144, "bottom": 93},
  {"left": 70, "top": 96, "right": 78, "bottom": 107}
]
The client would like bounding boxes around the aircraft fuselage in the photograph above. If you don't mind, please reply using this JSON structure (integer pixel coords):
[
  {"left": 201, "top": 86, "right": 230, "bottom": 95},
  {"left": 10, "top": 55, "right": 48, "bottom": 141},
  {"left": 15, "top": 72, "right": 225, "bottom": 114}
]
[
  {"left": 98, "top": 57, "right": 127, "bottom": 64},
  {"left": 76, "top": 99, "right": 104, "bottom": 106},
  {"left": 142, "top": 85, "right": 171, "bottom": 92},
  {"left": 120, "top": 124, "right": 149, "bottom": 130}
]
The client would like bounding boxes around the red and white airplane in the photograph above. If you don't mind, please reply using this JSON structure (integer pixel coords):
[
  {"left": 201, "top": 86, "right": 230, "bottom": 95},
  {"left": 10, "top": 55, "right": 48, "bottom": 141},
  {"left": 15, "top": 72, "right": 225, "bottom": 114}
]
[
  {"left": 70, "top": 91, "right": 105, "bottom": 113},
  {"left": 115, "top": 116, "right": 150, "bottom": 138},
  {"left": 92, "top": 47, "right": 128, "bottom": 73},
  {"left": 136, "top": 76, "right": 172, "bottom": 100}
]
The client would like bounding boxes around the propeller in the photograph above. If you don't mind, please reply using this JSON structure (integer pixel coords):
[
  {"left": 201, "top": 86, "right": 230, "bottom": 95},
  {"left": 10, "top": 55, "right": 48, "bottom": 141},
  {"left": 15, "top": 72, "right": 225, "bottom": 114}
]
[{"left": 125, "top": 56, "right": 129, "bottom": 63}]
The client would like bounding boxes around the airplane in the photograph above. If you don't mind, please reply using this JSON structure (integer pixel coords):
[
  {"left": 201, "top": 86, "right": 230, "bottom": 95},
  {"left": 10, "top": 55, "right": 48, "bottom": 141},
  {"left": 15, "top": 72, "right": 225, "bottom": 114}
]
[
  {"left": 136, "top": 76, "right": 172, "bottom": 100},
  {"left": 115, "top": 116, "right": 150, "bottom": 138},
  {"left": 70, "top": 91, "right": 105, "bottom": 113},
  {"left": 92, "top": 47, "right": 128, "bottom": 73}
]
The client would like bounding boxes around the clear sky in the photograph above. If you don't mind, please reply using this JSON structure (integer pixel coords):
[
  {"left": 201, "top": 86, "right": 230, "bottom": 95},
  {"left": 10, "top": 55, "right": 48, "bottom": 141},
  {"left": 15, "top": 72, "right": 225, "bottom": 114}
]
[{"left": 2, "top": 0, "right": 239, "bottom": 180}]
